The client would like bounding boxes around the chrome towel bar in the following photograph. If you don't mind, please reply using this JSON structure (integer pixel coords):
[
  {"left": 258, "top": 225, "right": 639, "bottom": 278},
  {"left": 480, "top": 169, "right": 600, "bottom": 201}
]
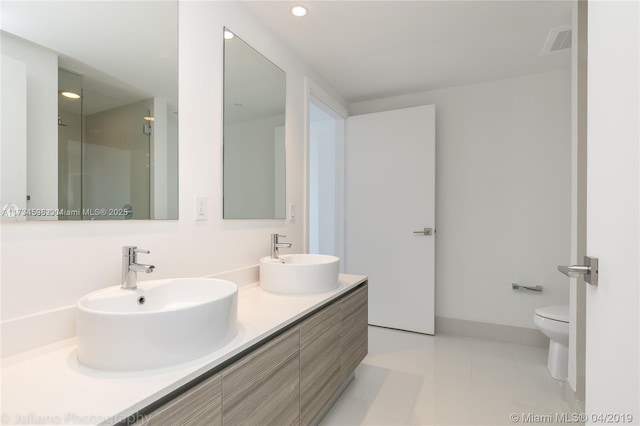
[{"left": 512, "top": 283, "right": 543, "bottom": 292}]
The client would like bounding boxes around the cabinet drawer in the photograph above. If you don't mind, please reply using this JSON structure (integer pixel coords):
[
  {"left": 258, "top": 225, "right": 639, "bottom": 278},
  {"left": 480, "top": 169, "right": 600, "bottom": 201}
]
[
  {"left": 341, "top": 285, "right": 367, "bottom": 316},
  {"left": 222, "top": 328, "right": 300, "bottom": 426},
  {"left": 340, "top": 285, "right": 368, "bottom": 379},
  {"left": 140, "top": 373, "right": 221, "bottom": 426},
  {"left": 300, "top": 303, "right": 342, "bottom": 424}
]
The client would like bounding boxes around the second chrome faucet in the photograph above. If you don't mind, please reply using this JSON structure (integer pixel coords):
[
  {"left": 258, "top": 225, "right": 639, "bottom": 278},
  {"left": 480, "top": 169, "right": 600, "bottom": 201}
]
[
  {"left": 270, "top": 234, "right": 292, "bottom": 259},
  {"left": 122, "top": 246, "right": 155, "bottom": 289}
]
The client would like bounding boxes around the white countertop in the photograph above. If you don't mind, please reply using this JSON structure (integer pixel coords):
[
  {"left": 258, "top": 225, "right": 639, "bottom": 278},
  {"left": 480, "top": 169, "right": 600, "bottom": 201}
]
[{"left": 1, "top": 274, "right": 367, "bottom": 426}]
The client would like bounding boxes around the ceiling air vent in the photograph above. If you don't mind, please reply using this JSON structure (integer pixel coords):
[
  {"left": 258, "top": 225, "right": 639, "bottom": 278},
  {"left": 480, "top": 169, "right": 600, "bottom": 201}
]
[{"left": 541, "top": 26, "right": 572, "bottom": 55}]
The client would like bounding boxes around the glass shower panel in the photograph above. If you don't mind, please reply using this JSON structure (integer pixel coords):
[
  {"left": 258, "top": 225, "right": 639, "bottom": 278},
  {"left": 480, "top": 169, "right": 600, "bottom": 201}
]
[
  {"left": 81, "top": 89, "right": 151, "bottom": 220},
  {"left": 58, "top": 69, "right": 83, "bottom": 220}
]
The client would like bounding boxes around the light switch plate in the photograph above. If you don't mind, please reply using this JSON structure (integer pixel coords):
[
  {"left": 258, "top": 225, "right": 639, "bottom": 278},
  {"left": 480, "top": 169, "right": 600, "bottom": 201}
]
[{"left": 288, "top": 203, "right": 296, "bottom": 222}]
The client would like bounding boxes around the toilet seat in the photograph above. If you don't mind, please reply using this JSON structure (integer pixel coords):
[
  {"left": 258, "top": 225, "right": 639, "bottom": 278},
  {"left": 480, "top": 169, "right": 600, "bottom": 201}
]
[{"left": 535, "top": 304, "right": 569, "bottom": 323}]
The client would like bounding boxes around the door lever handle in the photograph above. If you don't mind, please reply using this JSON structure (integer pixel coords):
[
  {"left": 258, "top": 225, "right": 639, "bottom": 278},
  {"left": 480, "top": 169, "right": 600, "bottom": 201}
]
[
  {"left": 413, "top": 228, "right": 433, "bottom": 236},
  {"left": 557, "top": 265, "right": 590, "bottom": 277},
  {"left": 558, "top": 256, "right": 598, "bottom": 286}
]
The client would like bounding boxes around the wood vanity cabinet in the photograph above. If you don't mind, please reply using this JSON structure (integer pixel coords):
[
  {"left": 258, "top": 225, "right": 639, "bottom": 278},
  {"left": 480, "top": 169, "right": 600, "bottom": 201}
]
[{"left": 133, "top": 283, "right": 368, "bottom": 426}]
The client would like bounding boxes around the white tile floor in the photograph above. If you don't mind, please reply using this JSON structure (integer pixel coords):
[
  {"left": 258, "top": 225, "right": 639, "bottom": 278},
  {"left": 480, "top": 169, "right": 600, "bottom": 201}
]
[{"left": 321, "top": 326, "right": 572, "bottom": 426}]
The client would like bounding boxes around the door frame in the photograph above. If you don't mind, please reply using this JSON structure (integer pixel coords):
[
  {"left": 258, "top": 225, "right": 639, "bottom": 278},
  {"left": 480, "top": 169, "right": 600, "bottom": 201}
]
[
  {"left": 303, "top": 77, "right": 348, "bottom": 262},
  {"left": 570, "top": 0, "right": 588, "bottom": 406}
]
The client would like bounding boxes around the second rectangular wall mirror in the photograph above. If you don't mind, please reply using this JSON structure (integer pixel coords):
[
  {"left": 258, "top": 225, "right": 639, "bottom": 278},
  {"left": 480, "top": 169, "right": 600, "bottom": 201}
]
[{"left": 223, "top": 28, "right": 286, "bottom": 219}]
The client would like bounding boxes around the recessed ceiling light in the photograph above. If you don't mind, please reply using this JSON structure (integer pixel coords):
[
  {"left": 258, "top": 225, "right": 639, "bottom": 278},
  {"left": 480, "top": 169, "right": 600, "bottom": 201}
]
[
  {"left": 224, "top": 30, "right": 234, "bottom": 40},
  {"left": 61, "top": 91, "right": 81, "bottom": 99},
  {"left": 291, "top": 5, "right": 308, "bottom": 17}
]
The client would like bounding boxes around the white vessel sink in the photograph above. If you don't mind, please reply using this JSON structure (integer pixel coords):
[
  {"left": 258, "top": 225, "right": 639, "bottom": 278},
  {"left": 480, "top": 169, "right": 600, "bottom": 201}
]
[
  {"left": 260, "top": 254, "right": 340, "bottom": 295},
  {"left": 76, "top": 278, "right": 237, "bottom": 371}
]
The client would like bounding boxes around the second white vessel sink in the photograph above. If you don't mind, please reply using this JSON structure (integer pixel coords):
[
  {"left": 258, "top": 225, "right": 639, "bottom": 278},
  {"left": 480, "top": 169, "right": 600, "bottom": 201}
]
[
  {"left": 76, "top": 278, "right": 238, "bottom": 371},
  {"left": 260, "top": 254, "right": 340, "bottom": 295}
]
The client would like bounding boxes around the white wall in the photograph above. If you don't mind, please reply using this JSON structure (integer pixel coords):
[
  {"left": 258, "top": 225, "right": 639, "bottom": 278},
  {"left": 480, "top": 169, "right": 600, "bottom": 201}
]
[
  {"left": 0, "top": 1, "right": 346, "bottom": 320},
  {"left": 351, "top": 70, "right": 572, "bottom": 329}
]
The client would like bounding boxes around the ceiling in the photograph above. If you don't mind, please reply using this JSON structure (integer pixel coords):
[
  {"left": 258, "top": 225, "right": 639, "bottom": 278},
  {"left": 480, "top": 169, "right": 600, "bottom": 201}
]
[
  {"left": 1, "top": 1, "right": 572, "bottom": 109},
  {"left": 244, "top": 1, "right": 573, "bottom": 103}
]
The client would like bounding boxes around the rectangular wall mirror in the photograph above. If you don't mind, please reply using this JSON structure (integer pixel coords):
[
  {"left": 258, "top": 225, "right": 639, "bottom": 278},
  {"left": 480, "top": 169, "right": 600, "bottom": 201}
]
[
  {"left": 0, "top": 1, "right": 178, "bottom": 221},
  {"left": 223, "top": 28, "right": 286, "bottom": 219}
]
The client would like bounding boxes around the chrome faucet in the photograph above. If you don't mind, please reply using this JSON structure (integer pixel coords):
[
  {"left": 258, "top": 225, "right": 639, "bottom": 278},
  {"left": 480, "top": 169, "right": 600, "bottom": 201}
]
[
  {"left": 271, "top": 234, "right": 292, "bottom": 259},
  {"left": 122, "top": 246, "right": 155, "bottom": 289}
]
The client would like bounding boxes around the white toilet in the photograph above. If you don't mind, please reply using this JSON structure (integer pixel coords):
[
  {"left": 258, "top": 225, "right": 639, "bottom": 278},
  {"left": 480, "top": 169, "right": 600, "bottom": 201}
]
[{"left": 534, "top": 304, "right": 570, "bottom": 380}]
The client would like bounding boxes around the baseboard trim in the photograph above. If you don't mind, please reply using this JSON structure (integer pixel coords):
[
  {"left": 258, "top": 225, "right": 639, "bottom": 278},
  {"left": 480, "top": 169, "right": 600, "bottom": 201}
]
[
  {"left": 436, "top": 316, "right": 549, "bottom": 347},
  {"left": 564, "top": 382, "right": 585, "bottom": 415}
]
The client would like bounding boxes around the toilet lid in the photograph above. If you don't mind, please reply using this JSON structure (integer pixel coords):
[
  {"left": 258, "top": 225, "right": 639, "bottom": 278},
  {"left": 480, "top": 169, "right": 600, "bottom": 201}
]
[{"left": 535, "top": 305, "right": 569, "bottom": 323}]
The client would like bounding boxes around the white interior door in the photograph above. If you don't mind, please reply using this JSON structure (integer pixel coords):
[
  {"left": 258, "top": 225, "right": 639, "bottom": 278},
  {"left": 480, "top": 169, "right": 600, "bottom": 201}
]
[
  {"left": 584, "top": 1, "right": 639, "bottom": 418},
  {"left": 345, "top": 105, "right": 435, "bottom": 334}
]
